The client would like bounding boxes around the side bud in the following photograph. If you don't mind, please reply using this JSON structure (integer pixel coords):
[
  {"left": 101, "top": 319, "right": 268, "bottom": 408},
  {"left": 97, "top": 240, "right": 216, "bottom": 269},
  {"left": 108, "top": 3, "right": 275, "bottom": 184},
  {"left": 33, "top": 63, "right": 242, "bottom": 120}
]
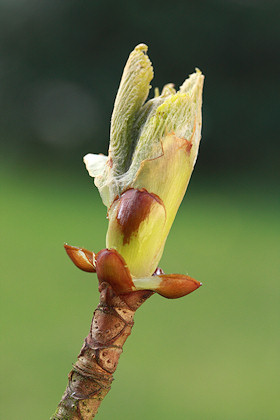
[
  {"left": 64, "top": 244, "right": 96, "bottom": 273},
  {"left": 95, "top": 248, "right": 201, "bottom": 299},
  {"left": 133, "top": 274, "right": 202, "bottom": 299},
  {"left": 95, "top": 248, "right": 134, "bottom": 295},
  {"left": 64, "top": 244, "right": 201, "bottom": 300}
]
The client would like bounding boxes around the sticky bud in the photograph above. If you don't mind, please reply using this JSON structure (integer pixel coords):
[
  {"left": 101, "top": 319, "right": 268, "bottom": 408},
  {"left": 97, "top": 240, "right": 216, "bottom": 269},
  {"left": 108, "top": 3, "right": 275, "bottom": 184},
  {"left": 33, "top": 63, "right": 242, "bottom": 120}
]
[
  {"left": 64, "top": 244, "right": 201, "bottom": 299},
  {"left": 83, "top": 45, "right": 204, "bottom": 280},
  {"left": 133, "top": 274, "right": 202, "bottom": 299},
  {"left": 155, "top": 274, "right": 202, "bottom": 298},
  {"left": 95, "top": 248, "right": 135, "bottom": 295},
  {"left": 64, "top": 244, "right": 96, "bottom": 273}
]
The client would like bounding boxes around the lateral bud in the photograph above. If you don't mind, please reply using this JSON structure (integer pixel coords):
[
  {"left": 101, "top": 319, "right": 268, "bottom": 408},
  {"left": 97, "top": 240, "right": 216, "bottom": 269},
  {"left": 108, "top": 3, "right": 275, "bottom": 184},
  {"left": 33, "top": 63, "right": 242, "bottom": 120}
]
[
  {"left": 133, "top": 274, "right": 202, "bottom": 299},
  {"left": 64, "top": 244, "right": 96, "bottom": 272},
  {"left": 64, "top": 244, "right": 202, "bottom": 300},
  {"left": 95, "top": 248, "right": 135, "bottom": 295}
]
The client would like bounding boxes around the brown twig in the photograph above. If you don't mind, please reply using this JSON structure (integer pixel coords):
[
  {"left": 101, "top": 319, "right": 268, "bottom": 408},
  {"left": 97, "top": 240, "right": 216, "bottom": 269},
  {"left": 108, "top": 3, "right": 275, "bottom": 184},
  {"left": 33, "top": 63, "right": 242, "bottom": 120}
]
[{"left": 51, "top": 282, "right": 153, "bottom": 419}]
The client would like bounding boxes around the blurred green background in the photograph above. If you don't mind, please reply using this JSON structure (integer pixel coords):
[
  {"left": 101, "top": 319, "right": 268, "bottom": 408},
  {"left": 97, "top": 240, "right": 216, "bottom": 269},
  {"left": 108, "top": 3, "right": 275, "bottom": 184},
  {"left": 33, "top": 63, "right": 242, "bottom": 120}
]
[{"left": 1, "top": 1, "right": 279, "bottom": 419}]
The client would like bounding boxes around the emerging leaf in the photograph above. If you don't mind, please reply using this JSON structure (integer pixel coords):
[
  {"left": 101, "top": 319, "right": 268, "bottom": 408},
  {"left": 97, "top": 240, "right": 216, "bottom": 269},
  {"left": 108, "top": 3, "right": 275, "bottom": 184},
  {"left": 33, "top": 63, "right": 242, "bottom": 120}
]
[{"left": 84, "top": 44, "right": 204, "bottom": 282}]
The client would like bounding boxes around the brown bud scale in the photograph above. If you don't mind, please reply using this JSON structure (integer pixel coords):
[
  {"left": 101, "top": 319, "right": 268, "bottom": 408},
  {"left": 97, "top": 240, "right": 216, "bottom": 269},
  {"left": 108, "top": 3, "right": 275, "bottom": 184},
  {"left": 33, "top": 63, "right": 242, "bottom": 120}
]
[
  {"left": 114, "top": 188, "right": 165, "bottom": 245},
  {"left": 64, "top": 244, "right": 96, "bottom": 273},
  {"left": 95, "top": 248, "right": 134, "bottom": 295}
]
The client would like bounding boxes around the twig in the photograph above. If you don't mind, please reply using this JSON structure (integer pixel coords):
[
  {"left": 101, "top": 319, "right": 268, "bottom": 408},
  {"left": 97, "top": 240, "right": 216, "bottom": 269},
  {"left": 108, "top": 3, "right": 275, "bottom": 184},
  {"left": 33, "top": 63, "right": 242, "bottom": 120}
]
[{"left": 51, "top": 283, "right": 152, "bottom": 419}]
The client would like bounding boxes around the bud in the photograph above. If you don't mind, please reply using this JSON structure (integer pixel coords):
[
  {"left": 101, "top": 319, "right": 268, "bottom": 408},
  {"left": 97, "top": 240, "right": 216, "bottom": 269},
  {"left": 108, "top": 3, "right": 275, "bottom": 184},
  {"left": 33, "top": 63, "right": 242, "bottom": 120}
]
[
  {"left": 64, "top": 244, "right": 96, "bottom": 273},
  {"left": 133, "top": 274, "right": 202, "bottom": 299},
  {"left": 95, "top": 248, "right": 134, "bottom": 295},
  {"left": 65, "top": 245, "right": 202, "bottom": 299},
  {"left": 83, "top": 44, "right": 204, "bottom": 295}
]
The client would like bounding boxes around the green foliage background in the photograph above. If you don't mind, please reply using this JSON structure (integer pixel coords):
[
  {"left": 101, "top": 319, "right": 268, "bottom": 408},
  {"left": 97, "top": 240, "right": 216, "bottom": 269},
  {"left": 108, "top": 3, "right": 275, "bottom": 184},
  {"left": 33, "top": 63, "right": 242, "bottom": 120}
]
[{"left": 1, "top": 1, "right": 279, "bottom": 419}]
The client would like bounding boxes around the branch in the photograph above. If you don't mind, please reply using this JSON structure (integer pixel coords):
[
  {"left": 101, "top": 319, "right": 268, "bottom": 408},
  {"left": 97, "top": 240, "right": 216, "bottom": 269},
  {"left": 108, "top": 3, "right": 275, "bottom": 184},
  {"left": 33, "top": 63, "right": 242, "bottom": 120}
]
[{"left": 51, "top": 283, "right": 152, "bottom": 419}]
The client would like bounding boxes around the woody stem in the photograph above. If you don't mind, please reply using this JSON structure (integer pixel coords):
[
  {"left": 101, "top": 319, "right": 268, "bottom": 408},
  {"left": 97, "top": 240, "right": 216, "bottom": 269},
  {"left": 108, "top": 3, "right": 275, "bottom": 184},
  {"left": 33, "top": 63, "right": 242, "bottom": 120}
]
[{"left": 50, "top": 282, "right": 152, "bottom": 420}]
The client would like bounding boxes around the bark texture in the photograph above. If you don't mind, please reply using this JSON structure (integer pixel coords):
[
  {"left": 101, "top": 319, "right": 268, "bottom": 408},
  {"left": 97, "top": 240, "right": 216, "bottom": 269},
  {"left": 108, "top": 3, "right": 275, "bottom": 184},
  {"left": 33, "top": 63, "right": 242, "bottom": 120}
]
[{"left": 51, "top": 282, "right": 152, "bottom": 420}]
